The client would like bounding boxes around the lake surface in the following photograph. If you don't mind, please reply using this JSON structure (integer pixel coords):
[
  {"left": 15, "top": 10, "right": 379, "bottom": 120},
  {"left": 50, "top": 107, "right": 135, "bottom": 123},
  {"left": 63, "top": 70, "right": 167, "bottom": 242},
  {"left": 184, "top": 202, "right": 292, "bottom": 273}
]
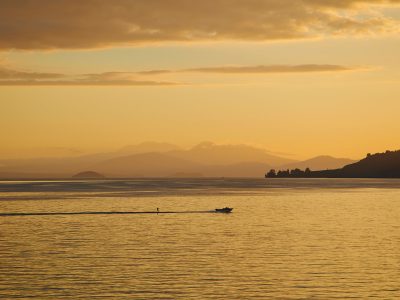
[{"left": 1, "top": 178, "right": 400, "bottom": 299}]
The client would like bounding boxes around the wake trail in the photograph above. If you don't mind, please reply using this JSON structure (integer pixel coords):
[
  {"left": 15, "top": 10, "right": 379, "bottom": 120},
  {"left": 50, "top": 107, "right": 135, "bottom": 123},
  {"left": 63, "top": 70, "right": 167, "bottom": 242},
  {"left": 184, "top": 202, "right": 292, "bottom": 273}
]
[{"left": 0, "top": 210, "right": 220, "bottom": 217}]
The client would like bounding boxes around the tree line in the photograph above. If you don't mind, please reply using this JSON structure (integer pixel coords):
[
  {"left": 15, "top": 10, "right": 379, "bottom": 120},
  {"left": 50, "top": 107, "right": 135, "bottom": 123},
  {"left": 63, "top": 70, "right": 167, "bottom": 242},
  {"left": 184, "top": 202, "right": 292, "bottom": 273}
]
[{"left": 265, "top": 168, "right": 312, "bottom": 178}]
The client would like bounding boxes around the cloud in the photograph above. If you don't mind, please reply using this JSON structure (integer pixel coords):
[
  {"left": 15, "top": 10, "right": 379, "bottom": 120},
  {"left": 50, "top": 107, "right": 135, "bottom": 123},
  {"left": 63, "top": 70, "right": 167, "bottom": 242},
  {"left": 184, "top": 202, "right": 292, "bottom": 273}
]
[
  {"left": 138, "top": 64, "right": 361, "bottom": 75},
  {"left": 0, "top": 67, "right": 178, "bottom": 86},
  {"left": 182, "top": 64, "right": 358, "bottom": 74},
  {"left": 0, "top": 67, "right": 64, "bottom": 80},
  {"left": 0, "top": 80, "right": 178, "bottom": 86},
  {"left": 0, "top": 0, "right": 399, "bottom": 50},
  {"left": 0, "top": 64, "right": 362, "bottom": 86}
]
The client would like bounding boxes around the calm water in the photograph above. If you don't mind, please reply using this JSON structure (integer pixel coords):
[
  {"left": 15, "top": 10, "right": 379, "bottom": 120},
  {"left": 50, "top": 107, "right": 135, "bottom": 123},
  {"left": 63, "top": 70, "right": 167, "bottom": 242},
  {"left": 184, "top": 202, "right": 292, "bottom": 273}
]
[{"left": 1, "top": 179, "right": 400, "bottom": 299}]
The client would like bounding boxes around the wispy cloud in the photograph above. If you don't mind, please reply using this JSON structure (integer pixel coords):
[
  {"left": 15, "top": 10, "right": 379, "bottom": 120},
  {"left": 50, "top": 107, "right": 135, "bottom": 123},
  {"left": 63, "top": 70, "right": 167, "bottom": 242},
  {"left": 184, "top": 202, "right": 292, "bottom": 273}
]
[
  {"left": 182, "top": 65, "right": 359, "bottom": 74},
  {"left": 0, "top": 67, "right": 64, "bottom": 80},
  {"left": 0, "top": 80, "right": 179, "bottom": 86},
  {"left": 0, "top": 64, "right": 363, "bottom": 86},
  {"left": 131, "top": 64, "right": 362, "bottom": 76},
  {"left": 0, "top": 67, "right": 179, "bottom": 86},
  {"left": 0, "top": 0, "right": 399, "bottom": 50}
]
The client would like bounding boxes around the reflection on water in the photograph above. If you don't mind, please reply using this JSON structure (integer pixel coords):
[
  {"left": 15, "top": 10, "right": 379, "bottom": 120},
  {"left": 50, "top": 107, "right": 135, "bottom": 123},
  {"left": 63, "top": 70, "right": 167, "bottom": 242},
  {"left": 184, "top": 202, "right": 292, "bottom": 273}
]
[
  {"left": 1, "top": 178, "right": 400, "bottom": 200},
  {"left": 1, "top": 179, "right": 400, "bottom": 299}
]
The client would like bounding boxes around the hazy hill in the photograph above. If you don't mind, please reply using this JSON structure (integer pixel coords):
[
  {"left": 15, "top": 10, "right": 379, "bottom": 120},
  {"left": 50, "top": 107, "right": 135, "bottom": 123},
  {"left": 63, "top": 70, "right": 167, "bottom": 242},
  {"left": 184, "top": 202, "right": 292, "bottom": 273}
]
[
  {"left": 3, "top": 142, "right": 360, "bottom": 179},
  {"left": 93, "top": 152, "right": 203, "bottom": 177},
  {"left": 279, "top": 155, "right": 355, "bottom": 171},
  {"left": 0, "top": 142, "right": 182, "bottom": 177},
  {"left": 167, "top": 142, "right": 296, "bottom": 166},
  {"left": 115, "top": 142, "right": 181, "bottom": 156},
  {"left": 93, "top": 153, "right": 273, "bottom": 178}
]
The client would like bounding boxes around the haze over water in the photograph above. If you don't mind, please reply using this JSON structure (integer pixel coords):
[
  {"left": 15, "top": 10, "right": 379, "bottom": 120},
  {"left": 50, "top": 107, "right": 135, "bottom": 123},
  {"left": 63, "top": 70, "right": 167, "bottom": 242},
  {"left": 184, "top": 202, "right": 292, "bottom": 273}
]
[{"left": 1, "top": 179, "right": 400, "bottom": 299}]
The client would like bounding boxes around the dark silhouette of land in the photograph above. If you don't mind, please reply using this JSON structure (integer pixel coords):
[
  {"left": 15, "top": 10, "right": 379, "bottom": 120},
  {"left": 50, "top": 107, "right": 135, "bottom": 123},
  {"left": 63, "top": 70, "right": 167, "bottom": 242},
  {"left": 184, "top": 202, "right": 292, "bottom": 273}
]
[{"left": 266, "top": 150, "right": 400, "bottom": 178}]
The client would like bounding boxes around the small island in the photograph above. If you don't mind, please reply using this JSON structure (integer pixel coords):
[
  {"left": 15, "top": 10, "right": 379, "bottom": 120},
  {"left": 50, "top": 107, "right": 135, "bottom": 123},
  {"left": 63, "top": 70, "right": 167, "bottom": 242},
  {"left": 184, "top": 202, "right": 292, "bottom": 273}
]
[
  {"left": 72, "top": 171, "right": 105, "bottom": 179},
  {"left": 266, "top": 150, "right": 400, "bottom": 178}
]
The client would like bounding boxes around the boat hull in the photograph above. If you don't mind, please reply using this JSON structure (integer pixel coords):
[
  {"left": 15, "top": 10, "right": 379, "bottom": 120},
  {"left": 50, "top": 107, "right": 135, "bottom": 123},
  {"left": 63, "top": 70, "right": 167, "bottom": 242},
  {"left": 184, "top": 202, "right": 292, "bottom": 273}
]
[{"left": 215, "top": 207, "right": 233, "bottom": 213}]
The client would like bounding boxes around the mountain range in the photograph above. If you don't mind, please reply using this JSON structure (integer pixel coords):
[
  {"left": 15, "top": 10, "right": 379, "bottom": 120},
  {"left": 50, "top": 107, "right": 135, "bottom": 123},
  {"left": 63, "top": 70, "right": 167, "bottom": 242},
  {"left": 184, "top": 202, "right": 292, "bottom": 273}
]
[
  {"left": 0, "top": 142, "right": 356, "bottom": 179},
  {"left": 279, "top": 156, "right": 355, "bottom": 171}
]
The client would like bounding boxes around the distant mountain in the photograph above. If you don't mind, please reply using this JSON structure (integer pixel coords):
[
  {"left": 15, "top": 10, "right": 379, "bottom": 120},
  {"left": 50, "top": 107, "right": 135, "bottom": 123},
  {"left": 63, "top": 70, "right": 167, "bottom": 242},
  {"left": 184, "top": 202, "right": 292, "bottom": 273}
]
[
  {"left": 0, "top": 141, "right": 297, "bottom": 178},
  {"left": 93, "top": 152, "right": 202, "bottom": 177},
  {"left": 72, "top": 171, "right": 105, "bottom": 179},
  {"left": 93, "top": 152, "right": 273, "bottom": 178},
  {"left": 267, "top": 150, "right": 400, "bottom": 178},
  {"left": 279, "top": 155, "right": 355, "bottom": 171},
  {"left": 115, "top": 142, "right": 181, "bottom": 156},
  {"left": 0, "top": 142, "right": 182, "bottom": 177},
  {"left": 167, "top": 142, "right": 296, "bottom": 166}
]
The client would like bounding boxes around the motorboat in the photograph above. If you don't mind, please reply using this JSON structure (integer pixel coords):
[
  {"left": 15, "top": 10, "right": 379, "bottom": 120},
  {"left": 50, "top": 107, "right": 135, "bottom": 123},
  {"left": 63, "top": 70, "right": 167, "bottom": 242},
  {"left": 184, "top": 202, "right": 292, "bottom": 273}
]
[{"left": 215, "top": 207, "right": 233, "bottom": 213}]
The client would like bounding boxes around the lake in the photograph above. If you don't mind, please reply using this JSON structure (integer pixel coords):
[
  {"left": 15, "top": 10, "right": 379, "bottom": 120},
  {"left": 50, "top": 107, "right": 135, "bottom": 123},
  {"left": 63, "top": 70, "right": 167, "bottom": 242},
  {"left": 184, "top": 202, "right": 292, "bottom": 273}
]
[{"left": 1, "top": 178, "right": 400, "bottom": 299}]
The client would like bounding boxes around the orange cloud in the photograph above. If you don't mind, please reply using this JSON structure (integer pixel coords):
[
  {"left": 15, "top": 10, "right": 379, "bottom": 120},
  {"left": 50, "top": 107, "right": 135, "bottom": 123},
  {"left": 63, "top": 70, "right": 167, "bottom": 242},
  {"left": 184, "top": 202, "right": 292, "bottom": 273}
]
[
  {"left": 183, "top": 65, "right": 358, "bottom": 74},
  {"left": 0, "top": 67, "right": 64, "bottom": 80},
  {"left": 0, "top": 0, "right": 399, "bottom": 50},
  {"left": 0, "top": 64, "right": 361, "bottom": 86},
  {"left": 0, "top": 67, "right": 178, "bottom": 86},
  {"left": 0, "top": 80, "right": 177, "bottom": 86}
]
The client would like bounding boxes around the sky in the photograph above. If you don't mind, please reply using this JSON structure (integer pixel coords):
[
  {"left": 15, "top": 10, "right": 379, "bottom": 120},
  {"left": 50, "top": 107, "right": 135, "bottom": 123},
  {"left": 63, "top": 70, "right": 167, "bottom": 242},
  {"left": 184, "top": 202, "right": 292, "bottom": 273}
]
[{"left": 1, "top": 0, "right": 400, "bottom": 160}]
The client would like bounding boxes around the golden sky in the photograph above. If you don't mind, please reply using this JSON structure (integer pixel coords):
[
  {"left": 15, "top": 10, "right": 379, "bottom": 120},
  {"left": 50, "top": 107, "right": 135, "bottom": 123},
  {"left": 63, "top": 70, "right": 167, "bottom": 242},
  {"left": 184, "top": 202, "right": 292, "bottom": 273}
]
[{"left": 1, "top": 0, "right": 400, "bottom": 159}]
